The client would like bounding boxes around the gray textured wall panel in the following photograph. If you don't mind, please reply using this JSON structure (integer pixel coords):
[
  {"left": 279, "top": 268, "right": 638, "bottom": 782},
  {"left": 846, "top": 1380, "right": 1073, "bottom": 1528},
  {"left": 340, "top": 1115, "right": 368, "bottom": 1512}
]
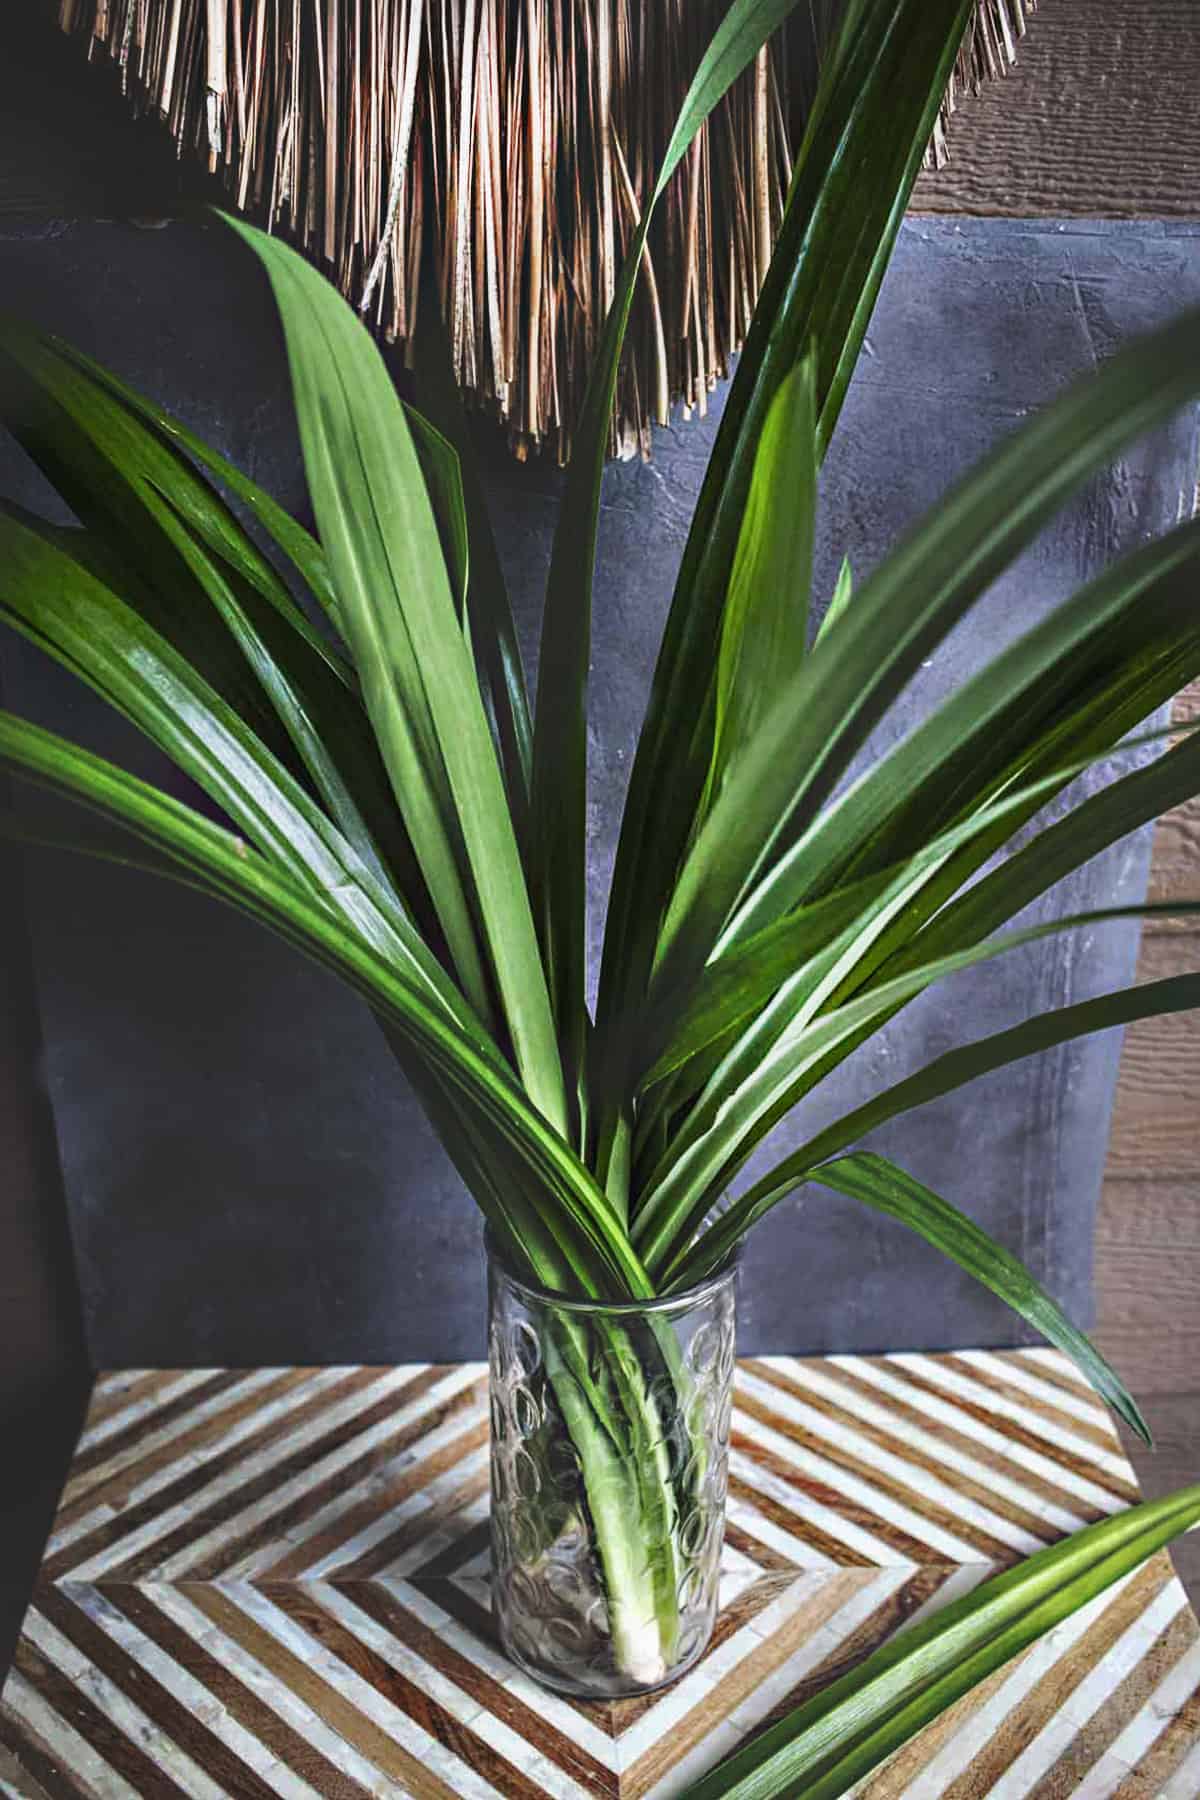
[{"left": 2, "top": 216, "right": 1198, "bottom": 1364}]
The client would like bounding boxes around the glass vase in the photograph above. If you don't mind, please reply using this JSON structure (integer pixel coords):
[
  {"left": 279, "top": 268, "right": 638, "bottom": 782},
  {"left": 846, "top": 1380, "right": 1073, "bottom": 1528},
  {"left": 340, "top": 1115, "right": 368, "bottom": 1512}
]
[{"left": 488, "top": 1247, "right": 737, "bottom": 1698}]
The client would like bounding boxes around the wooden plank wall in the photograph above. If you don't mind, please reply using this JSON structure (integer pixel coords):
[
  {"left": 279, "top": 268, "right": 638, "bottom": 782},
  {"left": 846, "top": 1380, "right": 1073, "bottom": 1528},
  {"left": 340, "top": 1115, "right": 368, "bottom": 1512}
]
[{"left": 1097, "top": 685, "right": 1200, "bottom": 1602}]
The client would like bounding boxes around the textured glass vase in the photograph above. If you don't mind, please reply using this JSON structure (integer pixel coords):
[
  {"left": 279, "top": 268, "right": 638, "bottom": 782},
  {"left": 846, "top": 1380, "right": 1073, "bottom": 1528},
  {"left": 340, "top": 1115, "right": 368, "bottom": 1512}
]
[{"left": 488, "top": 1248, "right": 737, "bottom": 1698}]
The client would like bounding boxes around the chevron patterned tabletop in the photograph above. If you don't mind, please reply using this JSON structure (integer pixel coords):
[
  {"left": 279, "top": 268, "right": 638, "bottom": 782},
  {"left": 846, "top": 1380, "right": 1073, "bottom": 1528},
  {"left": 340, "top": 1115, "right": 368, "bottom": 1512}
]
[{"left": 2, "top": 1350, "right": 1198, "bottom": 1799}]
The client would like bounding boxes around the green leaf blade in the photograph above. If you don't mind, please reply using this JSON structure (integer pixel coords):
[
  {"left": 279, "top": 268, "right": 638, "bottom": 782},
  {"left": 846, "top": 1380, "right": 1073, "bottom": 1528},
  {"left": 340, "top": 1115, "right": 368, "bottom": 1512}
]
[
  {"left": 224, "top": 213, "right": 570, "bottom": 1136},
  {"left": 815, "top": 1151, "right": 1147, "bottom": 1440}
]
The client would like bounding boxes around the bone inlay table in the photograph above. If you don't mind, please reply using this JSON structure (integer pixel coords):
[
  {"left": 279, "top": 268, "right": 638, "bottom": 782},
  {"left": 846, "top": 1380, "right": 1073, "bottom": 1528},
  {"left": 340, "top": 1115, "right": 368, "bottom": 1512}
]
[{"left": 2, "top": 1349, "right": 1198, "bottom": 1799}]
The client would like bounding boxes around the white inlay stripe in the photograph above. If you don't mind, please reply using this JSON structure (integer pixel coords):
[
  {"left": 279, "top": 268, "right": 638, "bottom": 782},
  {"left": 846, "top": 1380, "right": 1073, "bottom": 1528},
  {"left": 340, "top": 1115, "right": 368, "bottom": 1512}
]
[
  {"left": 67, "top": 1364, "right": 456, "bottom": 1581},
  {"left": 886, "top": 1354, "right": 1134, "bottom": 1480},
  {"left": 1071, "top": 1634, "right": 1200, "bottom": 1799},
  {"left": 70, "top": 1582, "right": 326, "bottom": 1800},
  {"left": 50, "top": 1367, "right": 351, "bottom": 1558},
  {"left": 74, "top": 1370, "right": 222, "bottom": 1455},
  {"left": 732, "top": 1398, "right": 985, "bottom": 1564},
  {"left": 956, "top": 1350, "right": 1120, "bottom": 1437},
  {"left": 768, "top": 1355, "right": 1091, "bottom": 1534},
  {"left": 23, "top": 1606, "right": 228, "bottom": 1800},
  {"left": 830, "top": 1355, "right": 1126, "bottom": 1514},
  {"left": 2, "top": 1668, "right": 140, "bottom": 1800},
  {"left": 736, "top": 1364, "right": 1043, "bottom": 1555}
]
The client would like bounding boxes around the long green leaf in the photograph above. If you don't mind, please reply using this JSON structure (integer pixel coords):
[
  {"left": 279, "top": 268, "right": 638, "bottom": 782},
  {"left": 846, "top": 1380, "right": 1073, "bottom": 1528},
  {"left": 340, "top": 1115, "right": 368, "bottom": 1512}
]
[
  {"left": 815, "top": 1151, "right": 1146, "bottom": 1437},
  {"left": 651, "top": 303, "right": 1200, "bottom": 1009},
  {"left": 0, "top": 711, "right": 649, "bottom": 1300},
  {"left": 0, "top": 321, "right": 348, "bottom": 678},
  {"left": 631, "top": 718, "right": 1185, "bottom": 1184},
  {"left": 40, "top": 328, "right": 342, "bottom": 624},
  {"left": 597, "top": 0, "right": 975, "bottom": 1073},
  {"left": 724, "top": 508, "right": 1200, "bottom": 947},
  {"left": 412, "top": 289, "right": 534, "bottom": 844},
  {"left": 683, "top": 1485, "right": 1200, "bottom": 1799},
  {"left": 679, "top": 970, "right": 1200, "bottom": 1294},
  {"left": 0, "top": 507, "right": 490, "bottom": 1045},
  {"left": 224, "top": 213, "right": 569, "bottom": 1135},
  {"left": 637, "top": 896, "right": 1200, "bottom": 1277},
  {"left": 699, "top": 357, "right": 817, "bottom": 822},
  {"left": 528, "top": 0, "right": 811, "bottom": 1133}
]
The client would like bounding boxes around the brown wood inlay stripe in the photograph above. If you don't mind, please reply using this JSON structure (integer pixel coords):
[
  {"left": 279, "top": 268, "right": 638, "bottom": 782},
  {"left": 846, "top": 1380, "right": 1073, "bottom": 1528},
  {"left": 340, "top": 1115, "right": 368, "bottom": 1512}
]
[
  {"left": 609, "top": 1572, "right": 799, "bottom": 1733},
  {"left": 745, "top": 1358, "right": 1062, "bottom": 1544},
  {"left": 182, "top": 1582, "right": 461, "bottom": 1800},
  {"left": 102, "top": 1365, "right": 461, "bottom": 1580},
  {"left": 1004, "top": 1348, "right": 1121, "bottom": 1414},
  {"left": 32, "top": 1584, "right": 282, "bottom": 1800},
  {"left": 941, "top": 1353, "right": 1123, "bottom": 1455},
  {"left": 854, "top": 1656, "right": 1023, "bottom": 1799},
  {"left": 99, "top": 1583, "right": 378, "bottom": 1800},
  {"left": 815, "top": 1359, "right": 1111, "bottom": 1523},
  {"left": 938, "top": 1556, "right": 1178, "bottom": 1800},
  {"left": 78, "top": 1370, "right": 180, "bottom": 1433},
  {"left": 1023, "top": 1588, "right": 1200, "bottom": 1800},
  {"left": 57, "top": 1366, "right": 322, "bottom": 1525},
  {"left": 4, "top": 1352, "right": 1195, "bottom": 1798},
  {"left": 267, "top": 1584, "right": 556, "bottom": 1800},
  {"left": 12, "top": 1635, "right": 193, "bottom": 1798},
  {"left": 736, "top": 1382, "right": 1017, "bottom": 1563},
  {"left": 262, "top": 1413, "right": 490, "bottom": 1578},
  {"left": 189, "top": 1370, "right": 487, "bottom": 1581},
  {"left": 325, "top": 1460, "right": 491, "bottom": 1581},
  {"left": 0, "top": 1705, "right": 98, "bottom": 1800},
  {"left": 409, "top": 1516, "right": 492, "bottom": 1581},
  {"left": 721, "top": 1516, "right": 824, "bottom": 1573},
  {"left": 728, "top": 1465, "right": 880, "bottom": 1567},
  {"left": 623, "top": 1571, "right": 873, "bottom": 1800},
  {"left": 46, "top": 1368, "right": 383, "bottom": 1575},
  {"left": 1110, "top": 1680, "right": 1200, "bottom": 1796},
  {"left": 65, "top": 1372, "right": 248, "bottom": 1481},
  {"left": 731, "top": 1426, "right": 944, "bottom": 1565},
  {"left": 339, "top": 1580, "right": 620, "bottom": 1795},
  {"left": 862, "top": 1358, "right": 1141, "bottom": 1504}
]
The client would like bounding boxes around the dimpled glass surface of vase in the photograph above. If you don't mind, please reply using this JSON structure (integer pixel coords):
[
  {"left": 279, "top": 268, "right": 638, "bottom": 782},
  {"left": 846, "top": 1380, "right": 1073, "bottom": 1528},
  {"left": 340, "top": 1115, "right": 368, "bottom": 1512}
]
[{"left": 488, "top": 1247, "right": 737, "bottom": 1698}]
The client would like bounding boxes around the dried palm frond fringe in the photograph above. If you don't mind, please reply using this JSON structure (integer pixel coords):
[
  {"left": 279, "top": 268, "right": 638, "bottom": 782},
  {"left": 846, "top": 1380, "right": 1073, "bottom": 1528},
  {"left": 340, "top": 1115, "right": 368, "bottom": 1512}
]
[{"left": 58, "top": 0, "right": 1034, "bottom": 459}]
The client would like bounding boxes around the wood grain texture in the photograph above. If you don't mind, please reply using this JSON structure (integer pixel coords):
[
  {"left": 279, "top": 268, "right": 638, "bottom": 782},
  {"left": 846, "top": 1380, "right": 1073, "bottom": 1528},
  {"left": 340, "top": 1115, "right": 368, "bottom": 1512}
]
[
  {"left": 914, "top": 0, "right": 1200, "bottom": 218},
  {"left": 2, "top": 1352, "right": 1198, "bottom": 1800},
  {"left": 1098, "top": 681, "right": 1200, "bottom": 1605}
]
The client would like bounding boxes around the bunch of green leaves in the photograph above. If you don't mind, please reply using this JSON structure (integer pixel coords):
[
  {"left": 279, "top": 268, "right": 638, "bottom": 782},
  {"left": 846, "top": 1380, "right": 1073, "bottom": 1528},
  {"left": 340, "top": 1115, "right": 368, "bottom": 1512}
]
[
  {"left": 4, "top": 0, "right": 1200, "bottom": 1760},
  {"left": 4, "top": 0, "right": 1189, "bottom": 1427}
]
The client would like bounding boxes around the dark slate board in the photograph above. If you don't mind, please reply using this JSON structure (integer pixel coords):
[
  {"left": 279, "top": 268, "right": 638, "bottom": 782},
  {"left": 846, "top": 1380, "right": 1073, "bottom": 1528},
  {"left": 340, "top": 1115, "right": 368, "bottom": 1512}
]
[{"left": 2, "top": 216, "right": 1198, "bottom": 1364}]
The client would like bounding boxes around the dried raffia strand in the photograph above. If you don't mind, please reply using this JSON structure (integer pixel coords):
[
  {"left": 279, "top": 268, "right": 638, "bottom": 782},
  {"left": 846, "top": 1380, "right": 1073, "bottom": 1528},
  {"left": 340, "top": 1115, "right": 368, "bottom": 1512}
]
[{"left": 59, "top": 0, "right": 1035, "bottom": 462}]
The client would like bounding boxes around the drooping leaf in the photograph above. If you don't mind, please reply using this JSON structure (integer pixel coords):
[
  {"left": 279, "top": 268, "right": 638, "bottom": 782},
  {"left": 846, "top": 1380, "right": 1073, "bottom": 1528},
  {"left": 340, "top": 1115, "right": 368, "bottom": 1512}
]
[
  {"left": 0, "top": 320, "right": 347, "bottom": 676},
  {"left": 39, "top": 327, "right": 341, "bottom": 623},
  {"left": 0, "top": 710, "right": 649, "bottom": 1302},
  {"left": 0, "top": 507, "right": 477, "bottom": 1037},
  {"left": 816, "top": 1151, "right": 1146, "bottom": 1437},
  {"left": 678, "top": 970, "right": 1200, "bottom": 1298},
  {"left": 636, "top": 895, "right": 1200, "bottom": 1277}
]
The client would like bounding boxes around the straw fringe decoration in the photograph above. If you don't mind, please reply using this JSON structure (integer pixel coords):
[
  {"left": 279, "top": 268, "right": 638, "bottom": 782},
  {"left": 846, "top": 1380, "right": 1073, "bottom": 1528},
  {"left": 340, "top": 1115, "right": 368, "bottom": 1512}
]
[{"left": 58, "top": 0, "right": 1035, "bottom": 460}]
